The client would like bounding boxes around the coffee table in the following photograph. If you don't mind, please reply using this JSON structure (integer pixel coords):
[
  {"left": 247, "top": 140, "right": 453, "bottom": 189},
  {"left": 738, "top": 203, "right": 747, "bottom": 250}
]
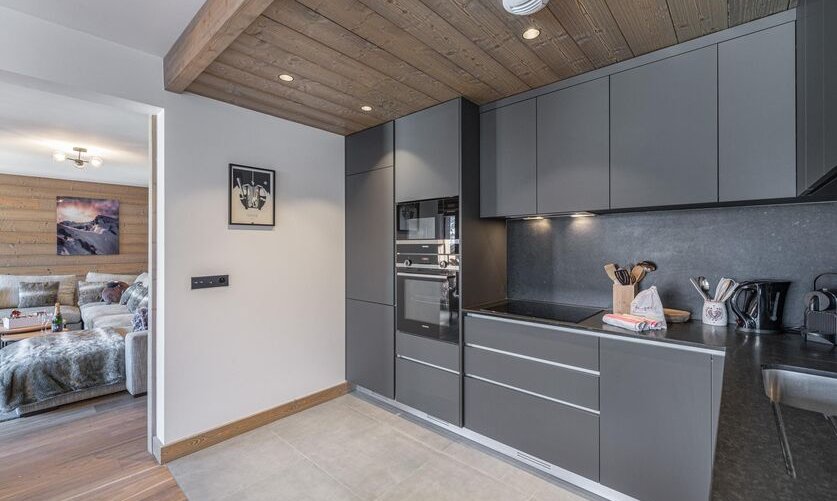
[{"left": 0, "top": 324, "right": 53, "bottom": 348}]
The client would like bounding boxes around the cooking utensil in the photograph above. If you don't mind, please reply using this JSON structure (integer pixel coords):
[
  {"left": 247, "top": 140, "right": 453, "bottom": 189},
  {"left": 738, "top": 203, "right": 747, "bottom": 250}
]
[
  {"left": 698, "top": 277, "right": 711, "bottom": 298},
  {"left": 616, "top": 269, "right": 631, "bottom": 285},
  {"left": 604, "top": 264, "right": 619, "bottom": 284},
  {"left": 714, "top": 278, "right": 737, "bottom": 302},
  {"left": 630, "top": 265, "right": 645, "bottom": 284},
  {"left": 638, "top": 261, "right": 657, "bottom": 272},
  {"left": 690, "top": 277, "right": 710, "bottom": 300}
]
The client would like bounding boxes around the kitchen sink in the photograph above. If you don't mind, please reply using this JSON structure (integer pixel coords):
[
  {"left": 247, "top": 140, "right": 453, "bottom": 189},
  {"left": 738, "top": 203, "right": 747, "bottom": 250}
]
[{"left": 762, "top": 365, "right": 837, "bottom": 478}]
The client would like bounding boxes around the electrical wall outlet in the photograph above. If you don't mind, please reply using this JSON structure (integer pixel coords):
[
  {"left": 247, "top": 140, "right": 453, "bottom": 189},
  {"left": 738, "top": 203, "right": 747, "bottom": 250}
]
[{"left": 191, "top": 275, "right": 229, "bottom": 290}]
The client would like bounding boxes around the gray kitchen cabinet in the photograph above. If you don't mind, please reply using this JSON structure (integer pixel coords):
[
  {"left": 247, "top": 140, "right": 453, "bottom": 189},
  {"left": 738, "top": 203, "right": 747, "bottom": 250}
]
[
  {"left": 480, "top": 100, "right": 536, "bottom": 217},
  {"left": 345, "top": 122, "right": 393, "bottom": 175},
  {"left": 797, "top": 0, "right": 837, "bottom": 194},
  {"left": 346, "top": 299, "right": 394, "bottom": 398},
  {"left": 719, "top": 22, "right": 796, "bottom": 201},
  {"left": 537, "top": 77, "right": 610, "bottom": 213},
  {"left": 396, "top": 357, "right": 461, "bottom": 425},
  {"left": 345, "top": 166, "right": 393, "bottom": 305},
  {"left": 464, "top": 377, "right": 599, "bottom": 480},
  {"left": 599, "top": 338, "right": 716, "bottom": 501},
  {"left": 397, "top": 331, "right": 459, "bottom": 372},
  {"left": 610, "top": 46, "right": 718, "bottom": 208},
  {"left": 395, "top": 99, "right": 461, "bottom": 202}
]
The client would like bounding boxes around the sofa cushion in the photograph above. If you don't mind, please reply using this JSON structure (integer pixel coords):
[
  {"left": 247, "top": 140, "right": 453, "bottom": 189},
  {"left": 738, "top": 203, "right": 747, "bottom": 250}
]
[
  {"left": 134, "top": 272, "right": 150, "bottom": 287},
  {"left": 101, "top": 281, "right": 129, "bottom": 304},
  {"left": 126, "top": 285, "right": 148, "bottom": 313},
  {"left": 80, "top": 303, "right": 129, "bottom": 327},
  {"left": 86, "top": 272, "right": 138, "bottom": 284},
  {"left": 0, "top": 305, "right": 81, "bottom": 326},
  {"left": 0, "top": 274, "right": 76, "bottom": 308},
  {"left": 18, "top": 281, "right": 59, "bottom": 308},
  {"left": 91, "top": 313, "right": 134, "bottom": 332},
  {"left": 78, "top": 281, "right": 108, "bottom": 306}
]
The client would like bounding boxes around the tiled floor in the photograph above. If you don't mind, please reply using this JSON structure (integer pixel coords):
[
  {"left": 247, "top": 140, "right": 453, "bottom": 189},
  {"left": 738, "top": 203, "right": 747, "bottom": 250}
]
[{"left": 169, "top": 392, "right": 598, "bottom": 501}]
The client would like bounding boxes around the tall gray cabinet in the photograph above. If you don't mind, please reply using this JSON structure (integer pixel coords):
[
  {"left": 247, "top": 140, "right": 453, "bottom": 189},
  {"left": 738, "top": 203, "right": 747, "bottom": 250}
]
[
  {"left": 345, "top": 123, "right": 395, "bottom": 398},
  {"left": 610, "top": 46, "right": 718, "bottom": 208},
  {"left": 719, "top": 22, "right": 796, "bottom": 201}
]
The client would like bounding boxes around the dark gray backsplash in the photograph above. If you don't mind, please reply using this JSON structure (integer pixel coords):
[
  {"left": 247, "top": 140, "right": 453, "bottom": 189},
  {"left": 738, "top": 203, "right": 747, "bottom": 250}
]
[{"left": 507, "top": 202, "right": 837, "bottom": 327}]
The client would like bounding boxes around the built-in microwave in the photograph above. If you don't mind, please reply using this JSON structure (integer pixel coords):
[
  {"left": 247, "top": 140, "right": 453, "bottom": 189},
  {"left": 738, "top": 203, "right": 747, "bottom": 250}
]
[{"left": 396, "top": 197, "right": 458, "bottom": 242}]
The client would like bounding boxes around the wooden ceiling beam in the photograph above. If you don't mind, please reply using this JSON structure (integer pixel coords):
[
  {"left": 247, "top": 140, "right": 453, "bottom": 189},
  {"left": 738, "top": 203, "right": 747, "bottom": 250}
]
[
  {"left": 546, "top": 0, "right": 633, "bottom": 68},
  {"left": 265, "top": 0, "right": 456, "bottom": 103},
  {"left": 164, "top": 0, "right": 275, "bottom": 92},
  {"left": 297, "top": 0, "right": 500, "bottom": 103}
]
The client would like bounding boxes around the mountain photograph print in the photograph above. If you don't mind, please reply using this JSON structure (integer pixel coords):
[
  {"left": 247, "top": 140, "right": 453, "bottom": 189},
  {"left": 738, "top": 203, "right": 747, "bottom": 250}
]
[{"left": 56, "top": 196, "right": 120, "bottom": 255}]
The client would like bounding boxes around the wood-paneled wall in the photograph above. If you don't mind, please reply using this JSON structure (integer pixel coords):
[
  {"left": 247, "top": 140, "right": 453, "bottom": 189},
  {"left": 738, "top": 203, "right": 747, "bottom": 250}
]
[{"left": 0, "top": 174, "right": 148, "bottom": 279}]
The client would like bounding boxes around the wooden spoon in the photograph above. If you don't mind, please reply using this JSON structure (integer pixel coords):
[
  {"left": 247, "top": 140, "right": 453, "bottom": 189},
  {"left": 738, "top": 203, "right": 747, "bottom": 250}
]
[
  {"left": 604, "top": 263, "right": 619, "bottom": 284},
  {"left": 630, "top": 265, "right": 645, "bottom": 284}
]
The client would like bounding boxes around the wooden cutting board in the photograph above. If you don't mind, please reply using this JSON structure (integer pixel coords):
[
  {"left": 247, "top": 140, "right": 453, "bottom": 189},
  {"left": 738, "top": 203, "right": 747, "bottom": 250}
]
[{"left": 664, "top": 308, "right": 691, "bottom": 323}]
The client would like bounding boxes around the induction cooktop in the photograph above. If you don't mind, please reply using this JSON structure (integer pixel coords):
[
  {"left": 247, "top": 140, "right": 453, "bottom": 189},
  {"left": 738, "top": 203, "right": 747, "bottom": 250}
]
[{"left": 480, "top": 300, "right": 603, "bottom": 324}]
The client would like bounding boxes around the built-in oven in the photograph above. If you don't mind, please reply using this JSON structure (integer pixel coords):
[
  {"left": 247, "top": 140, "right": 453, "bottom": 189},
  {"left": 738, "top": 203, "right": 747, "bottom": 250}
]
[
  {"left": 396, "top": 266, "right": 459, "bottom": 344},
  {"left": 397, "top": 197, "right": 458, "bottom": 242}
]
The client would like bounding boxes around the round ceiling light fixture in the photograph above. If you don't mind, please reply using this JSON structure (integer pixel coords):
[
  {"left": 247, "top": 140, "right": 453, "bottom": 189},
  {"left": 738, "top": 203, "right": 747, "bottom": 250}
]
[
  {"left": 53, "top": 147, "right": 103, "bottom": 170},
  {"left": 360, "top": 105, "right": 373, "bottom": 112},
  {"left": 522, "top": 27, "right": 541, "bottom": 40},
  {"left": 503, "top": 0, "right": 549, "bottom": 16},
  {"left": 278, "top": 74, "right": 294, "bottom": 82}
]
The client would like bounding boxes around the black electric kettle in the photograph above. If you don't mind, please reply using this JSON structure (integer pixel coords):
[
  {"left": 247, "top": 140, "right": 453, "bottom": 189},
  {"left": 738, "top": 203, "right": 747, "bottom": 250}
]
[{"left": 729, "top": 280, "right": 791, "bottom": 334}]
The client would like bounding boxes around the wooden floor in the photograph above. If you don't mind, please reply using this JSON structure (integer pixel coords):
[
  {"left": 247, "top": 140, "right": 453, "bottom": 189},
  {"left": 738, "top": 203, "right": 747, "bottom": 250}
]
[{"left": 0, "top": 392, "right": 185, "bottom": 501}]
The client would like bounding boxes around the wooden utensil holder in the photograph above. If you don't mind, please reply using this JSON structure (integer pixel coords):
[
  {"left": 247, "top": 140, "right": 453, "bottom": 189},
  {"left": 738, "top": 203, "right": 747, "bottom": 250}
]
[{"left": 613, "top": 283, "right": 638, "bottom": 315}]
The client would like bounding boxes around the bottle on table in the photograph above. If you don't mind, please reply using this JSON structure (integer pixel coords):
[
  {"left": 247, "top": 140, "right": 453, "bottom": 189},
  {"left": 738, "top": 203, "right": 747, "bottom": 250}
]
[{"left": 51, "top": 303, "right": 63, "bottom": 332}]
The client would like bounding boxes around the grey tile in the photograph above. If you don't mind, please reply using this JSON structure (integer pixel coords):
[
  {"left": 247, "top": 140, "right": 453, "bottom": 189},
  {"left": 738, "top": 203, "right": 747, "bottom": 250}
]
[
  {"left": 377, "top": 453, "right": 530, "bottom": 501},
  {"left": 302, "top": 423, "right": 436, "bottom": 500},
  {"left": 441, "top": 441, "right": 518, "bottom": 479},
  {"left": 221, "top": 458, "right": 360, "bottom": 501},
  {"left": 169, "top": 427, "right": 303, "bottom": 501},
  {"left": 268, "top": 398, "right": 379, "bottom": 451}
]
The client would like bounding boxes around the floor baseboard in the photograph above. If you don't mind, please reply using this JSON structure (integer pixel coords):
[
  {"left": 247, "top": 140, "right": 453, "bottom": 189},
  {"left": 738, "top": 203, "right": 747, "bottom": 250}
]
[{"left": 158, "top": 381, "right": 351, "bottom": 463}]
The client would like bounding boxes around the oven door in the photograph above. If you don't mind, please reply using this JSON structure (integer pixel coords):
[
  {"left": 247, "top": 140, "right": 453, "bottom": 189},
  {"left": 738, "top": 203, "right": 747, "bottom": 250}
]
[{"left": 396, "top": 271, "right": 460, "bottom": 344}]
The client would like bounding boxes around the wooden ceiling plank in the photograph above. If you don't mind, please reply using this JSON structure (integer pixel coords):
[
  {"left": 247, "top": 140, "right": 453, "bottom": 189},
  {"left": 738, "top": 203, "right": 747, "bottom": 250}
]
[
  {"left": 188, "top": 74, "right": 355, "bottom": 134},
  {"left": 605, "top": 0, "right": 678, "bottom": 55},
  {"left": 205, "top": 60, "right": 376, "bottom": 128},
  {"left": 353, "top": 0, "right": 529, "bottom": 95},
  {"left": 232, "top": 35, "right": 416, "bottom": 117},
  {"left": 246, "top": 16, "right": 436, "bottom": 111},
  {"left": 297, "top": 0, "right": 500, "bottom": 103},
  {"left": 546, "top": 0, "right": 633, "bottom": 68},
  {"left": 265, "top": 0, "right": 456, "bottom": 103},
  {"left": 164, "top": 0, "right": 274, "bottom": 92},
  {"left": 216, "top": 48, "right": 396, "bottom": 121},
  {"left": 666, "top": 0, "right": 729, "bottom": 42},
  {"left": 419, "top": 0, "right": 558, "bottom": 88},
  {"left": 728, "top": 0, "right": 790, "bottom": 26}
]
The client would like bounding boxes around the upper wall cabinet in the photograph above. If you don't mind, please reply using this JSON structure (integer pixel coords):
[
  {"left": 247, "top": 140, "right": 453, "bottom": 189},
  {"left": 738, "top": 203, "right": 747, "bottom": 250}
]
[
  {"left": 346, "top": 122, "right": 394, "bottom": 175},
  {"left": 537, "top": 77, "right": 610, "bottom": 214},
  {"left": 610, "top": 46, "right": 718, "bottom": 209},
  {"left": 719, "top": 23, "right": 796, "bottom": 201},
  {"left": 395, "top": 100, "right": 461, "bottom": 202},
  {"left": 480, "top": 100, "right": 537, "bottom": 217}
]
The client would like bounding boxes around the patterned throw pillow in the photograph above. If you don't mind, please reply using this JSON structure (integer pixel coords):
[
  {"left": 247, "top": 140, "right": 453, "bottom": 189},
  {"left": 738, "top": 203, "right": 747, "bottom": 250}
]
[
  {"left": 78, "top": 281, "right": 107, "bottom": 305},
  {"left": 126, "top": 284, "right": 148, "bottom": 313},
  {"left": 119, "top": 282, "right": 140, "bottom": 306},
  {"left": 18, "top": 281, "right": 59, "bottom": 308},
  {"left": 131, "top": 306, "right": 148, "bottom": 332},
  {"left": 102, "top": 281, "right": 129, "bottom": 304}
]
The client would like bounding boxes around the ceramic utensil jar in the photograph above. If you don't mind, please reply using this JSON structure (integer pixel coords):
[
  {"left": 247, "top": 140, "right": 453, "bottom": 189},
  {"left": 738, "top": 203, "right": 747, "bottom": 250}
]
[{"left": 702, "top": 300, "right": 728, "bottom": 326}]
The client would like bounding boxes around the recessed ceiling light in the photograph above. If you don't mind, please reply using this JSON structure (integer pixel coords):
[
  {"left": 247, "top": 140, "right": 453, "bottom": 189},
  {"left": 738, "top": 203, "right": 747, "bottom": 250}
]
[
  {"left": 522, "top": 28, "right": 541, "bottom": 40},
  {"left": 278, "top": 74, "right": 294, "bottom": 82},
  {"left": 52, "top": 151, "right": 67, "bottom": 162},
  {"left": 522, "top": 216, "right": 544, "bottom": 220},
  {"left": 361, "top": 105, "right": 373, "bottom": 112}
]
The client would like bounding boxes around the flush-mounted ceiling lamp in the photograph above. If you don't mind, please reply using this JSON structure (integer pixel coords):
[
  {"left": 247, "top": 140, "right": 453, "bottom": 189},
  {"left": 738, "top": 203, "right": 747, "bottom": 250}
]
[
  {"left": 278, "top": 74, "right": 294, "bottom": 82},
  {"left": 360, "top": 105, "right": 373, "bottom": 112},
  {"left": 503, "top": 0, "right": 549, "bottom": 15},
  {"left": 53, "top": 147, "right": 103, "bottom": 170},
  {"left": 522, "top": 28, "right": 541, "bottom": 40}
]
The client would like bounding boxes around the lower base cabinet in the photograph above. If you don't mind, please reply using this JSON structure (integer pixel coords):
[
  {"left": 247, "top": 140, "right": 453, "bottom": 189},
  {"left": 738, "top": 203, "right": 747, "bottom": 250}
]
[
  {"left": 346, "top": 299, "right": 394, "bottom": 398},
  {"left": 464, "top": 377, "right": 599, "bottom": 481},
  {"left": 395, "top": 357, "right": 461, "bottom": 425},
  {"left": 599, "top": 339, "right": 717, "bottom": 501}
]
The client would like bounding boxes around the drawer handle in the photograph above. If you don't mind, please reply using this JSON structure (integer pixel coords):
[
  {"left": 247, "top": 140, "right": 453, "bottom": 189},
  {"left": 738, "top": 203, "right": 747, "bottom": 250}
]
[
  {"left": 397, "top": 355, "right": 460, "bottom": 375},
  {"left": 465, "top": 343, "right": 600, "bottom": 376},
  {"left": 465, "top": 374, "right": 600, "bottom": 416}
]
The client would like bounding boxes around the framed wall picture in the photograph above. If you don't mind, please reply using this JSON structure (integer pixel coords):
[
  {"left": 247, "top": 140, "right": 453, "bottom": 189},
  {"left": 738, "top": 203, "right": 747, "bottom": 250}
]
[
  {"left": 56, "top": 196, "right": 120, "bottom": 255},
  {"left": 229, "top": 164, "right": 275, "bottom": 226}
]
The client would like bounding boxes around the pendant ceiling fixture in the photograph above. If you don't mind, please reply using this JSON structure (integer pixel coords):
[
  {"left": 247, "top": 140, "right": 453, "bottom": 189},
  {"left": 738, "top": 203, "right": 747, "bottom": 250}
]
[
  {"left": 53, "top": 147, "right": 103, "bottom": 169},
  {"left": 502, "top": 0, "right": 549, "bottom": 15}
]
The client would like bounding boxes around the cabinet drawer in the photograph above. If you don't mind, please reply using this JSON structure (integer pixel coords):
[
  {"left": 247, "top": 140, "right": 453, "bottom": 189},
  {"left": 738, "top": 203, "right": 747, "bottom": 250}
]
[
  {"left": 465, "top": 346, "right": 599, "bottom": 411},
  {"left": 396, "top": 331, "right": 459, "bottom": 372},
  {"left": 465, "top": 315, "right": 598, "bottom": 371},
  {"left": 396, "top": 357, "right": 460, "bottom": 425},
  {"left": 465, "top": 377, "right": 599, "bottom": 481}
]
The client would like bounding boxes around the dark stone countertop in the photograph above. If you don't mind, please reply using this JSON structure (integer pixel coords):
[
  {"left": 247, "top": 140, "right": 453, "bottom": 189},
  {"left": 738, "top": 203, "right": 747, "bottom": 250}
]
[{"left": 463, "top": 302, "right": 837, "bottom": 500}]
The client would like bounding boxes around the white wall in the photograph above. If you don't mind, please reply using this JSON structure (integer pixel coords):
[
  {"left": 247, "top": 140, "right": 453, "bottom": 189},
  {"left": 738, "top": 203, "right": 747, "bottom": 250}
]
[{"left": 0, "top": 7, "right": 346, "bottom": 443}]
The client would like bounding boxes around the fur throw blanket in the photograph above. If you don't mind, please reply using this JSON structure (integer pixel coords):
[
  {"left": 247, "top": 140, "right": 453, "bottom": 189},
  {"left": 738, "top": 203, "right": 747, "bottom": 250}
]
[{"left": 0, "top": 328, "right": 125, "bottom": 412}]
